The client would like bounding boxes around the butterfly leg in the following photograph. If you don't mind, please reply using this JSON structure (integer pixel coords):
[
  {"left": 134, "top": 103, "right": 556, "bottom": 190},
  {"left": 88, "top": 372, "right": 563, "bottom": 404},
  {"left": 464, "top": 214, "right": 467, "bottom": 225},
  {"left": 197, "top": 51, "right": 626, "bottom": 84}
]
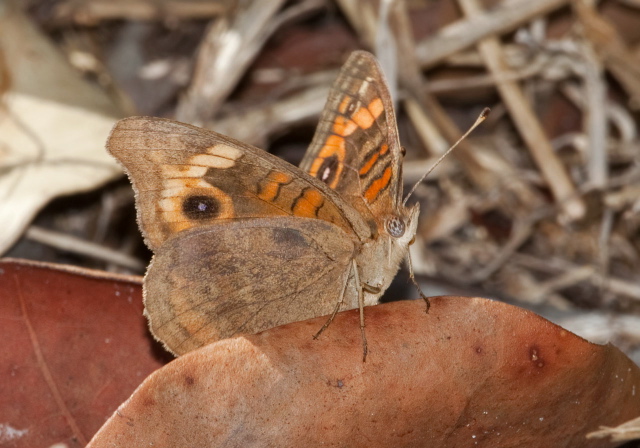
[
  {"left": 352, "top": 259, "right": 368, "bottom": 362},
  {"left": 313, "top": 260, "right": 369, "bottom": 362},
  {"left": 406, "top": 252, "right": 431, "bottom": 313},
  {"left": 313, "top": 265, "right": 352, "bottom": 340}
]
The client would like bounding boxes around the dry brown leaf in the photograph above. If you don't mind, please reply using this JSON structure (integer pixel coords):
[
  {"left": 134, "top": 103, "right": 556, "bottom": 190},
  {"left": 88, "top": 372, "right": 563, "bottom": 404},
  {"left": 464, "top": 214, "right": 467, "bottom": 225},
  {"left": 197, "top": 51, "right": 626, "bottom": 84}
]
[
  {"left": 0, "top": 2, "right": 123, "bottom": 254},
  {"left": 88, "top": 298, "right": 640, "bottom": 448},
  {"left": 0, "top": 258, "right": 164, "bottom": 448}
]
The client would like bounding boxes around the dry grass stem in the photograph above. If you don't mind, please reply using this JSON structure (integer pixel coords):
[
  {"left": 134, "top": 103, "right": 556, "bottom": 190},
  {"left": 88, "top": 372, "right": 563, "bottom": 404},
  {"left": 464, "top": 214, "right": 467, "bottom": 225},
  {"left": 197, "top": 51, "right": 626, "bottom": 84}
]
[
  {"left": 574, "top": 1, "right": 640, "bottom": 108},
  {"left": 25, "top": 226, "right": 146, "bottom": 271},
  {"left": 176, "top": 0, "right": 287, "bottom": 125},
  {"left": 587, "top": 415, "right": 640, "bottom": 443},
  {"left": 210, "top": 84, "right": 330, "bottom": 147},
  {"left": 458, "top": 0, "right": 586, "bottom": 221},
  {"left": 52, "top": 0, "right": 230, "bottom": 24},
  {"left": 415, "top": 0, "right": 570, "bottom": 69}
]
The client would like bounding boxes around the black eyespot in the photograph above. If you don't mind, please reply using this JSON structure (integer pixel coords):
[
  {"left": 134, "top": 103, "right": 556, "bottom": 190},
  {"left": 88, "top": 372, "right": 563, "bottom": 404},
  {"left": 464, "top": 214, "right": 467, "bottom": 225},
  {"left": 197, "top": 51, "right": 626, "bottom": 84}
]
[
  {"left": 345, "top": 101, "right": 357, "bottom": 115},
  {"left": 182, "top": 195, "right": 219, "bottom": 220},
  {"left": 400, "top": 146, "right": 406, "bottom": 157},
  {"left": 317, "top": 155, "right": 340, "bottom": 185},
  {"left": 386, "top": 216, "right": 405, "bottom": 238}
]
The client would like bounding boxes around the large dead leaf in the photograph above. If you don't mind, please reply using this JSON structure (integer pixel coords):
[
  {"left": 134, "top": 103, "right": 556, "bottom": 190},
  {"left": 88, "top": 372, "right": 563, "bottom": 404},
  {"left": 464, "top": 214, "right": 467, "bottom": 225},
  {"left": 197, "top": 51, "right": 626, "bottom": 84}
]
[
  {"left": 0, "top": 2, "right": 123, "bottom": 254},
  {"left": 88, "top": 297, "right": 640, "bottom": 448},
  {"left": 0, "top": 258, "right": 165, "bottom": 448}
]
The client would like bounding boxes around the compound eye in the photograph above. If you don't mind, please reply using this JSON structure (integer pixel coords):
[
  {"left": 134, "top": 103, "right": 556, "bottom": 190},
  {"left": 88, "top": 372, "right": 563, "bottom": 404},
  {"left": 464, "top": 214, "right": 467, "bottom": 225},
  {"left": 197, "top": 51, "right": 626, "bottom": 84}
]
[{"left": 386, "top": 216, "right": 406, "bottom": 238}]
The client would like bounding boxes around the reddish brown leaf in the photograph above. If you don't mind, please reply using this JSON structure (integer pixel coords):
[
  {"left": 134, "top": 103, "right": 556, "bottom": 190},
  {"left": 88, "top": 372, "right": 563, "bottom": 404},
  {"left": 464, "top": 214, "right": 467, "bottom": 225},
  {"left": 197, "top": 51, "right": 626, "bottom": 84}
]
[
  {"left": 87, "top": 297, "right": 640, "bottom": 448},
  {"left": 0, "top": 258, "right": 166, "bottom": 448}
]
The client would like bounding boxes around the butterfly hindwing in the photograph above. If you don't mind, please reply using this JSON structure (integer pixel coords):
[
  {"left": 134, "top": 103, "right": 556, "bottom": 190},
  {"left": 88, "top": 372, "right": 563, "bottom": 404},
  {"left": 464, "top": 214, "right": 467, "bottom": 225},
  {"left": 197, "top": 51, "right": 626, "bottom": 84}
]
[{"left": 145, "top": 217, "right": 359, "bottom": 355}]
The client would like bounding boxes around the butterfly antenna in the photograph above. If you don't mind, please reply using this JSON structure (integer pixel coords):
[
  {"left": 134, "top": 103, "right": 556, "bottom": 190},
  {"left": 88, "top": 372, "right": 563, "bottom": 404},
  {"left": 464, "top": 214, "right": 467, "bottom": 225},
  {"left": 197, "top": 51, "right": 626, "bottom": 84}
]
[{"left": 403, "top": 107, "right": 490, "bottom": 206}]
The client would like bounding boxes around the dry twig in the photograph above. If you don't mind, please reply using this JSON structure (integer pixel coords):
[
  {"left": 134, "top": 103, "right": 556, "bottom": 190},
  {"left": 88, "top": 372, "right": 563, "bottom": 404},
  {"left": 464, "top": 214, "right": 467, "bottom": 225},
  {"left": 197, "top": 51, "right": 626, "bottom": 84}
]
[{"left": 458, "top": 0, "right": 586, "bottom": 221}]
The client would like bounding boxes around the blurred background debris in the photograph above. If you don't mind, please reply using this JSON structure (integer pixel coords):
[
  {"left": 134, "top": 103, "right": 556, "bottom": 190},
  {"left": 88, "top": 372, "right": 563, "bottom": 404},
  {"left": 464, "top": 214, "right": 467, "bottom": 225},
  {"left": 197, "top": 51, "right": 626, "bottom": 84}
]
[{"left": 1, "top": 0, "right": 639, "bottom": 363}]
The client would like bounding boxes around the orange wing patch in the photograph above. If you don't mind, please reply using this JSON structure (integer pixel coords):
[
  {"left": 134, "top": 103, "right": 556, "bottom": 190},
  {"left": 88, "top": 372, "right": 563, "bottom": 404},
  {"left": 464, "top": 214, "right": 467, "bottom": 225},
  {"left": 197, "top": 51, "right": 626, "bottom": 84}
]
[
  {"left": 292, "top": 189, "right": 324, "bottom": 218},
  {"left": 368, "top": 97, "right": 384, "bottom": 120},
  {"left": 338, "top": 96, "right": 352, "bottom": 114},
  {"left": 359, "top": 144, "right": 388, "bottom": 176},
  {"left": 332, "top": 116, "right": 358, "bottom": 137},
  {"left": 258, "top": 171, "right": 292, "bottom": 202},
  {"left": 351, "top": 107, "right": 375, "bottom": 130},
  {"left": 364, "top": 166, "right": 392, "bottom": 203},
  {"left": 351, "top": 98, "right": 384, "bottom": 130}
]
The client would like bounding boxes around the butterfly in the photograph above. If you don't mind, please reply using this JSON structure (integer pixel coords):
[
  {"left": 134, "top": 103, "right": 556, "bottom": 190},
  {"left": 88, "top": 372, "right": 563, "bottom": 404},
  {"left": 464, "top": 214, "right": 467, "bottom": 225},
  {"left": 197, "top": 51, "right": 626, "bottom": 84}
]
[{"left": 107, "top": 51, "right": 419, "bottom": 359}]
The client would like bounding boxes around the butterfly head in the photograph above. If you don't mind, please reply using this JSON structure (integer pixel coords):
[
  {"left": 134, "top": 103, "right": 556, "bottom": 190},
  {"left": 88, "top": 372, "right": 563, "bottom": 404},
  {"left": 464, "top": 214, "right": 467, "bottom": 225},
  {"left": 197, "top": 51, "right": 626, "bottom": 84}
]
[{"left": 384, "top": 201, "right": 419, "bottom": 250}]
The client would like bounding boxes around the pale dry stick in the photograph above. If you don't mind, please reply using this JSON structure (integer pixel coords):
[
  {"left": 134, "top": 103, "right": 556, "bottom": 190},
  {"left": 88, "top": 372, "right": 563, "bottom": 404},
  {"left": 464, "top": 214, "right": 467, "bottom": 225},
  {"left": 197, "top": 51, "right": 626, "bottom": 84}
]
[
  {"left": 605, "top": 101, "right": 638, "bottom": 144},
  {"left": 425, "top": 53, "right": 548, "bottom": 94},
  {"left": 210, "top": 84, "right": 330, "bottom": 146},
  {"left": 514, "top": 253, "right": 640, "bottom": 302},
  {"left": 558, "top": 313, "right": 640, "bottom": 346},
  {"left": 468, "top": 217, "right": 535, "bottom": 283},
  {"left": 571, "top": 41, "right": 608, "bottom": 188},
  {"left": 574, "top": 1, "right": 640, "bottom": 108},
  {"left": 559, "top": 82, "right": 639, "bottom": 174},
  {"left": 605, "top": 275, "right": 640, "bottom": 302},
  {"left": 334, "top": 0, "right": 379, "bottom": 50},
  {"left": 53, "top": 0, "right": 229, "bottom": 23},
  {"left": 178, "top": 0, "right": 326, "bottom": 126},
  {"left": 458, "top": 0, "right": 586, "bottom": 221},
  {"left": 253, "top": 68, "right": 339, "bottom": 105},
  {"left": 415, "top": 0, "right": 570, "bottom": 69},
  {"left": 176, "top": 0, "right": 287, "bottom": 125},
  {"left": 587, "top": 414, "right": 640, "bottom": 443},
  {"left": 375, "top": 0, "right": 398, "bottom": 102},
  {"left": 403, "top": 97, "right": 449, "bottom": 156},
  {"left": 561, "top": 80, "right": 640, "bottom": 185},
  {"left": 416, "top": 191, "right": 470, "bottom": 243},
  {"left": 392, "top": 2, "right": 502, "bottom": 192},
  {"left": 530, "top": 265, "right": 596, "bottom": 303},
  {"left": 25, "top": 226, "right": 146, "bottom": 271},
  {"left": 604, "top": 185, "right": 640, "bottom": 211},
  {"left": 597, "top": 207, "right": 614, "bottom": 295},
  {"left": 525, "top": 43, "right": 609, "bottom": 189}
]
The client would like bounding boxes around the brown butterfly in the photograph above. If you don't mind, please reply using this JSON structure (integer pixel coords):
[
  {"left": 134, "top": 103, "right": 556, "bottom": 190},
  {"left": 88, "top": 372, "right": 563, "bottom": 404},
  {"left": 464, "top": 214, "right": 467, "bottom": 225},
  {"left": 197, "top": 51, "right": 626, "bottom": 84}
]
[{"left": 107, "top": 51, "right": 419, "bottom": 359}]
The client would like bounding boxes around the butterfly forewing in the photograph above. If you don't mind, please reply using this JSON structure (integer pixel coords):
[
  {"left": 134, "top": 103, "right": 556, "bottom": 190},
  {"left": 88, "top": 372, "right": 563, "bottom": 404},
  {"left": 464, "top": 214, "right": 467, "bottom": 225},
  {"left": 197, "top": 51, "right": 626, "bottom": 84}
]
[
  {"left": 107, "top": 117, "right": 371, "bottom": 250},
  {"left": 300, "top": 51, "right": 404, "bottom": 228}
]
